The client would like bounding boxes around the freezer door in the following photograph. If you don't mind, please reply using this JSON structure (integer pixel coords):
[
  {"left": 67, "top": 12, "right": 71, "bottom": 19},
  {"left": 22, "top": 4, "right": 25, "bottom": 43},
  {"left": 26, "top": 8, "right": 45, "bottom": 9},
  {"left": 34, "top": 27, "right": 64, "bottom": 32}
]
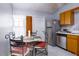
[{"left": 47, "top": 28, "right": 52, "bottom": 44}]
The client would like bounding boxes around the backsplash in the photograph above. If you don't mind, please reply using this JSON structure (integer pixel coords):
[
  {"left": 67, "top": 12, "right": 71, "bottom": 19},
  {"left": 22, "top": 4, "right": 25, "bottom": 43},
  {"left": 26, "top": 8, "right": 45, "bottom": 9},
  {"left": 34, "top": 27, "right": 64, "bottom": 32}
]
[{"left": 61, "top": 24, "right": 79, "bottom": 32}]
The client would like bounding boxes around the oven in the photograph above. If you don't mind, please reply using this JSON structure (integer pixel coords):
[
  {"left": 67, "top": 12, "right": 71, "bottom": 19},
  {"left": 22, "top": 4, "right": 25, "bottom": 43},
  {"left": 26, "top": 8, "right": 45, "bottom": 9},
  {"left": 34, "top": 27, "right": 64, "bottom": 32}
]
[{"left": 56, "top": 33, "right": 67, "bottom": 49}]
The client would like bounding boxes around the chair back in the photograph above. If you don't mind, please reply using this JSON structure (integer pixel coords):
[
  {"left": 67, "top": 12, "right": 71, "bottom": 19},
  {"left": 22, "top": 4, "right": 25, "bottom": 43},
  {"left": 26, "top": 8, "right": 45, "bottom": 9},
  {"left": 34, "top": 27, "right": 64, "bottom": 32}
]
[
  {"left": 5, "top": 32, "right": 24, "bottom": 46},
  {"left": 5, "top": 34, "right": 10, "bottom": 40},
  {"left": 32, "top": 31, "right": 37, "bottom": 36},
  {"left": 9, "top": 32, "right": 15, "bottom": 40}
]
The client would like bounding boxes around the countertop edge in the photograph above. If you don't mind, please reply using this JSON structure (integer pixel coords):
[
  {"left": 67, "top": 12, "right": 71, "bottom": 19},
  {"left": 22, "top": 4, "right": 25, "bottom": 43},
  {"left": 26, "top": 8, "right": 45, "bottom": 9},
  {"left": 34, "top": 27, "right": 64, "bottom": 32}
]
[{"left": 56, "top": 32, "right": 79, "bottom": 36}]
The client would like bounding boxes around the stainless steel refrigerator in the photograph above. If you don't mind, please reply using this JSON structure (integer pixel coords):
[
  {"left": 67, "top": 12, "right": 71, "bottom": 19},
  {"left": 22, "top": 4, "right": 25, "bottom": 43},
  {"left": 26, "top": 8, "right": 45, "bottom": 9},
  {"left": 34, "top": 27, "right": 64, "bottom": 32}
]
[{"left": 46, "top": 20, "right": 60, "bottom": 46}]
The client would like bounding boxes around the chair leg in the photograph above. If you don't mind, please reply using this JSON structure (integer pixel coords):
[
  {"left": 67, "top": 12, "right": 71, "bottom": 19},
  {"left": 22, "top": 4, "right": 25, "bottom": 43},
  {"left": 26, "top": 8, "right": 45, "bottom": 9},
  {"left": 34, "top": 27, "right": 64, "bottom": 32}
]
[
  {"left": 45, "top": 48, "right": 48, "bottom": 55},
  {"left": 35, "top": 48, "right": 48, "bottom": 56},
  {"left": 35, "top": 48, "right": 37, "bottom": 56}
]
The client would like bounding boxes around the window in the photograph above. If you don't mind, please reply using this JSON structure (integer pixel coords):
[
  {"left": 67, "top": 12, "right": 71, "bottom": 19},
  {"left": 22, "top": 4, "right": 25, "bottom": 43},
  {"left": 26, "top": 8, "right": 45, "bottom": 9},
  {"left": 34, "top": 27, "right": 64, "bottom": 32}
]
[{"left": 13, "top": 15, "right": 25, "bottom": 37}]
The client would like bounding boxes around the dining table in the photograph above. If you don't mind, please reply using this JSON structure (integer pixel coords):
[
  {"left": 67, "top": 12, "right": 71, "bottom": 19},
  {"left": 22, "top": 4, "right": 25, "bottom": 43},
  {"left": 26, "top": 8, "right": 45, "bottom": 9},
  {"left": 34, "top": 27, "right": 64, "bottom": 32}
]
[
  {"left": 23, "top": 36, "right": 43, "bottom": 56},
  {"left": 14, "top": 35, "right": 44, "bottom": 56}
]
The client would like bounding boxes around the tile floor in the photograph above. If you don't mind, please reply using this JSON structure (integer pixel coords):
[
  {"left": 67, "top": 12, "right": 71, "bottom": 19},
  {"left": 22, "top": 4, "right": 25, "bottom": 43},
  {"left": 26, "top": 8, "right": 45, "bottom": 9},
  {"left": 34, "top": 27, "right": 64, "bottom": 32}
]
[{"left": 48, "top": 45, "right": 76, "bottom": 56}]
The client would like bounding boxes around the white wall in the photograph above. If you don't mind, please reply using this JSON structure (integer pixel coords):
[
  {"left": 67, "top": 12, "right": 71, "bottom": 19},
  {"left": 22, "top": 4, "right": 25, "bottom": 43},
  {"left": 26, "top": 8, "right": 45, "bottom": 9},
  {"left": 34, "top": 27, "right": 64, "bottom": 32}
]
[
  {"left": 32, "top": 17, "right": 45, "bottom": 40},
  {"left": 13, "top": 7, "right": 53, "bottom": 40},
  {"left": 0, "top": 4, "right": 13, "bottom": 55},
  {"left": 52, "top": 3, "right": 79, "bottom": 31}
]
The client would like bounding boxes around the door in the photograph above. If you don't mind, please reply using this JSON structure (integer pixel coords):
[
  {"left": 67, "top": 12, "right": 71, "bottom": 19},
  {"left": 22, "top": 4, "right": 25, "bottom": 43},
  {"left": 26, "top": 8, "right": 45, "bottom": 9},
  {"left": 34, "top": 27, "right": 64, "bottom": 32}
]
[
  {"left": 47, "top": 28, "right": 52, "bottom": 44},
  {"left": 60, "top": 13, "right": 65, "bottom": 25},
  {"left": 60, "top": 36, "right": 66, "bottom": 49},
  {"left": 67, "top": 35, "right": 77, "bottom": 54},
  {"left": 65, "top": 11, "right": 74, "bottom": 25},
  {"left": 46, "top": 20, "right": 53, "bottom": 44},
  {"left": 26, "top": 16, "right": 32, "bottom": 36},
  {"left": 56, "top": 35, "right": 66, "bottom": 49}
]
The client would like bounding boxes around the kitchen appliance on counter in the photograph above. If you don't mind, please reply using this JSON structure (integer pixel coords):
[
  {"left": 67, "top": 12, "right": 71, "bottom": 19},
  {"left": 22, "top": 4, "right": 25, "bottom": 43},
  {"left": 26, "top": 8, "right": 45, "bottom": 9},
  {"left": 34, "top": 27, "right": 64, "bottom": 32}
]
[
  {"left": 63, "top": 29, "right": 71, "bottom": 33},
  {"left": 56, "top": 33, "right": 67, "bottom": 49}
]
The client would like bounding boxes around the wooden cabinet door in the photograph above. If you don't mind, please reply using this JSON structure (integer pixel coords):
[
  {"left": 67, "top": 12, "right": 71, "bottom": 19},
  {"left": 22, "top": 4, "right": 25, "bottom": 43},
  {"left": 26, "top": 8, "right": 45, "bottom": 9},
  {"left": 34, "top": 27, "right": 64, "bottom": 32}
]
[
  {"left": 64, "top": 11, "right": 74, "bottom": 25},
  {"left": 67, "top": 35, "right": 77, "bottom": 54},
  {"left": 60, "top": 13, "right": 65, "bottom": 25},
  {"left": 26, "top": 16, "right": 32, "bottom": 36},
  {"left": 60, "top": 10, "right": 74, "bottom": 25}
]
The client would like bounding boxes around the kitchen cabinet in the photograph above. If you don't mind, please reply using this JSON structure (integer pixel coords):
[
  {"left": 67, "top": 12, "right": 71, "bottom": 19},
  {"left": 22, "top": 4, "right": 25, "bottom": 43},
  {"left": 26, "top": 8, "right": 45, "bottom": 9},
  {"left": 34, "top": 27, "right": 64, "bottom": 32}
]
[
  {"left": 60, "top": 10, "right": 74, "bottom": 25},
  {"left": 65, "top": 11, "right": 74, "bottom": 25},
  {"left": 60, "top": 13, "right": 65, "bottom": 25},
  {"left": 67, "top": 35, "right": 79, "bottom": 55}
]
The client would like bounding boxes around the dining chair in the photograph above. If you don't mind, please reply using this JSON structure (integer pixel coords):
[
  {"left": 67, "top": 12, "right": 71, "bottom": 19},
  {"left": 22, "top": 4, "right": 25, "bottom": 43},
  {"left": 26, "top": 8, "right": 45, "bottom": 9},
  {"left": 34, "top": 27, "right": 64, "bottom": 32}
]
[
  {"left": 34, "top": 32, "right": 48, "bottom": 56},
  {"left": 32, "top": 31, "right": 37, "bottom": 36},
  {"left": 5, "top": 33, "right": 30, "bottom": 56},
  {"left": 34, "top": 41, "right": 48, "bottom": 56}
]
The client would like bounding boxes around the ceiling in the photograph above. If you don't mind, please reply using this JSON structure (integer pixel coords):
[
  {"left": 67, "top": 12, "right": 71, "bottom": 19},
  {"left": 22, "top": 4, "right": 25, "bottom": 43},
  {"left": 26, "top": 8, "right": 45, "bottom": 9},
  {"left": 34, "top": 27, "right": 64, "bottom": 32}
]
[{"left": 13, "top": 3, "right": 67, "bottom": 14}]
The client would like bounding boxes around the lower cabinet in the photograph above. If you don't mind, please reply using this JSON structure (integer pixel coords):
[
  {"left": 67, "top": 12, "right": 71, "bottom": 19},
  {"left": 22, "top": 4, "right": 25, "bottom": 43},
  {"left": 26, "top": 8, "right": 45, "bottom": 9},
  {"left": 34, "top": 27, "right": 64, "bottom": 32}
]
[{"left": 67, "top": 35, "right": 79, "bottom": 55}]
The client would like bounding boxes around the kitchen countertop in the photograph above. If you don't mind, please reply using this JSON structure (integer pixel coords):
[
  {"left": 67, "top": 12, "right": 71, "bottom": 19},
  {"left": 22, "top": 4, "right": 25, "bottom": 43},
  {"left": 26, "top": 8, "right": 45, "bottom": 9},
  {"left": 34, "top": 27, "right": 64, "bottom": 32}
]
[{"left": 56, "top": 31, "right": 79, "bottom": 36}]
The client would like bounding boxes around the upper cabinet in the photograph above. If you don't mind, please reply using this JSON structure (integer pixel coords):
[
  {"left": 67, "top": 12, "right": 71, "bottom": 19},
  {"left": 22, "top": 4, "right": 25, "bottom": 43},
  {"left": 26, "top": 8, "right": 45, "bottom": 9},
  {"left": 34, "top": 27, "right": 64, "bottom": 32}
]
[
  {"left": 60, "top": 10, "right": 74, "bottom": 25},
  {"left": 60, "top": 12, "right": 65, "bottom": 25}
]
